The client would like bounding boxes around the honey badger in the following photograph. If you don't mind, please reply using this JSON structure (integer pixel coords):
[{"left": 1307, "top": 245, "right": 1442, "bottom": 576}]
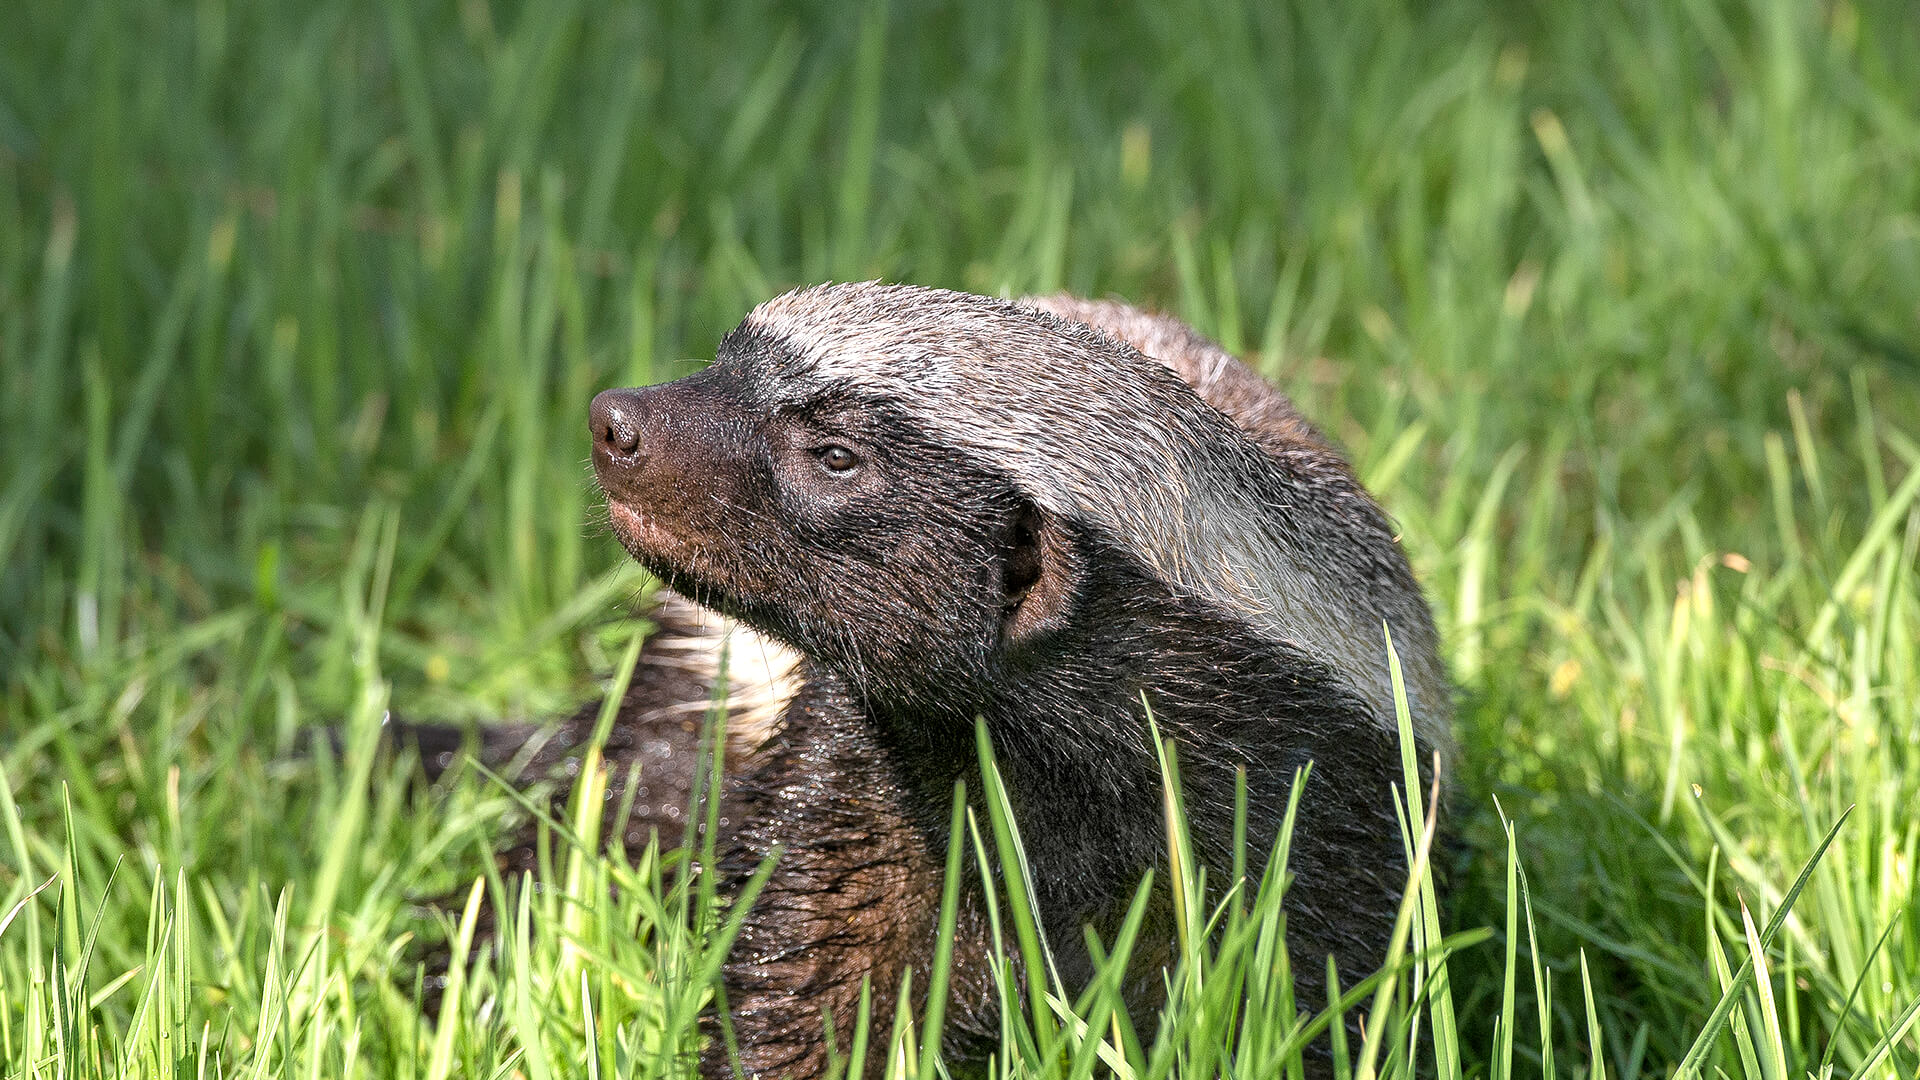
[{"left": 556, "top": 282, "right": 1450, "bottom": 1074}]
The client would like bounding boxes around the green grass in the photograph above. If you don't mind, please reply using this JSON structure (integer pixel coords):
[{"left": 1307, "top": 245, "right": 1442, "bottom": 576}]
[{"left": 4, "top": 0, "right": 1920, "bottom": 1075}]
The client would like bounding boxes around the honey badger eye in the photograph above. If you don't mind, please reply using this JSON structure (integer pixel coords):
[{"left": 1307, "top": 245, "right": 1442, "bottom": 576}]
[{"left": 817, "top": 445, "right": 861, "bottom": 473}]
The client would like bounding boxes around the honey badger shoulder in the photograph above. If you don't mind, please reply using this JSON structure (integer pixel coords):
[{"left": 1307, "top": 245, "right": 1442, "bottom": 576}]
[
  {"left": 1018, "top": 292, "right": 1335, "bottom": 456},
  {"left": 583, "top": 282, "right": 1452, "bottom": 1077},
  {"left": 1011, "top": 290, "right": 1450, "bottom": 742}
]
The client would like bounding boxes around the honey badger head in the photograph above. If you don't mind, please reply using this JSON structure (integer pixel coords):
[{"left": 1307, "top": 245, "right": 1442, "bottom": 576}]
[
  {"left": 588, "top": 295, "right": 1089, "bottom": 711},
  {"left": 590, "top": 281, "right": 1447, "bottom": 742}
]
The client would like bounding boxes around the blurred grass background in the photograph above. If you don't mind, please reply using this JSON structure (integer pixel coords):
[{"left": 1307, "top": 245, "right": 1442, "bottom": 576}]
[{"left": 2, "top": 0, "right": 1919, "bottom": 1075}]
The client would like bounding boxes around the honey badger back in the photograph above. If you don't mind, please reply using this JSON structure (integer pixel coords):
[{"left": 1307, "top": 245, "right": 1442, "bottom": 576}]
[{"left": 567, "top": 283, "right": 1450, "bottom": 1075}]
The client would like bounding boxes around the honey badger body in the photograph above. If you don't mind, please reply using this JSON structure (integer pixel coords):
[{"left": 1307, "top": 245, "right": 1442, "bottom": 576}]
[{"left": 587, "top": 283, "right": 1451, "bottom": 1075}]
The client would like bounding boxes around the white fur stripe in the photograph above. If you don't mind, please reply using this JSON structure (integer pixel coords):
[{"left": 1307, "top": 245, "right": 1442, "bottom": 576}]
[{"left": 646, "top": 593, "right": 803, "bottom": 753}]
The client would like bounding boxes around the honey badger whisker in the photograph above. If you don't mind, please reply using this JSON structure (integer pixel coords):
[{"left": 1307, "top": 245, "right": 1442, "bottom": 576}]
[{"left": 435, "top": 283, "right": 1454, "bottom": 1078}]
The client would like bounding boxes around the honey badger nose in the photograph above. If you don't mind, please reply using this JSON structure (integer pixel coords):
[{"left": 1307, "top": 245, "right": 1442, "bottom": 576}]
[{"left": 591, "top": 388, "right": 648, "bottom": 464}]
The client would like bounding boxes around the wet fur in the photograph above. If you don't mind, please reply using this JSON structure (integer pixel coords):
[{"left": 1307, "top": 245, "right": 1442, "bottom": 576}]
[{"left": 450, "top": 284, "right": 1450, "bottom": 1077}]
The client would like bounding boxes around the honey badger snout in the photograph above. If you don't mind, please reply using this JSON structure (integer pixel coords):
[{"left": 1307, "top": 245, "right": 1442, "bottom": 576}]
[
  {"left": 589, "top": 386, "right": 648, "bottom": 465},
  {"left": 588, "top": 375, "right": 761, "bottom": 583},
  {"left": 589, "top": 375, "right": 749, "bottom": 506}
]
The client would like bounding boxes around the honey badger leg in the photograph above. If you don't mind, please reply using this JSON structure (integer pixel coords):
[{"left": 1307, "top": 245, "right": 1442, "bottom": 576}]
[{"left": 710, "top": 677, "right": 1001, "bottom": 1078}]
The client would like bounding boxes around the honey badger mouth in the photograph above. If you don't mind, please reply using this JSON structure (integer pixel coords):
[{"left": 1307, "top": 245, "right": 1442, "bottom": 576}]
[
  {"left": 601, "top": 502, "right": 733, "bottom": 610},
  {"left": 596, "top": 479, "right": 789, "bottom": 635}
]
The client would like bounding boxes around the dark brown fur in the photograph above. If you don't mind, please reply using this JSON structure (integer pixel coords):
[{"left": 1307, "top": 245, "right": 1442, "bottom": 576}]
[{"left": 432, "top": 284, "right": 1449, "bottom": 1077}]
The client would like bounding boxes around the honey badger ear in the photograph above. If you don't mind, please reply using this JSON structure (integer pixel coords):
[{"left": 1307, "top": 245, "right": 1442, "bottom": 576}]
[{"left": 1002, "top": 500, "right": 1079, "bottom": 646}]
